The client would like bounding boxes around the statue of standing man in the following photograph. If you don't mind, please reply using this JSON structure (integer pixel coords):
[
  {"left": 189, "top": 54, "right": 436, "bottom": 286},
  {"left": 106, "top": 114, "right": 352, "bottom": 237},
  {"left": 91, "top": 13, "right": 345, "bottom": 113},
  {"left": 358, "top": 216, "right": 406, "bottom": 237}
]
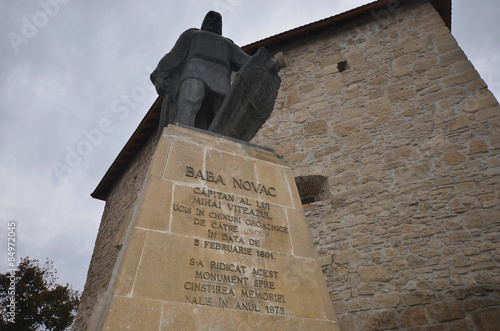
[{"left": 151, "top": 11, "right": 252, "bottom": 137}]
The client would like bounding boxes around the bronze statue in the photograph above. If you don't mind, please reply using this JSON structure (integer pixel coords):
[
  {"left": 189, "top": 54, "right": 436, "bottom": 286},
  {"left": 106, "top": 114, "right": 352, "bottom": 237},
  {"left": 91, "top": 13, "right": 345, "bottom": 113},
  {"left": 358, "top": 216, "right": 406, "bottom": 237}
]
[{"left": 151, "top": 11, "right": 281, "bottom": 142}]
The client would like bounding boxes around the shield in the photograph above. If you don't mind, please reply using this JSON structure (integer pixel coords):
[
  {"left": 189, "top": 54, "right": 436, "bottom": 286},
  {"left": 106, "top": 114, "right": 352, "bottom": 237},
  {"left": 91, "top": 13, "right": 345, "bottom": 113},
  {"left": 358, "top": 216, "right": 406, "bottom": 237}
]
[{"left": 208, "top": 47, "right": 281, "bottom": 141}]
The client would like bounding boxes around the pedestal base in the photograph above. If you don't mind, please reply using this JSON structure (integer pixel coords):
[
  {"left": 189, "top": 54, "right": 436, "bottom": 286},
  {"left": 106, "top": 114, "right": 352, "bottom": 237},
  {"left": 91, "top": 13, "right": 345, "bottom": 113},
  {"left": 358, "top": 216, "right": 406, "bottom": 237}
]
[{"left": 93, "top": 125, "right": 338, "bottom": 330}]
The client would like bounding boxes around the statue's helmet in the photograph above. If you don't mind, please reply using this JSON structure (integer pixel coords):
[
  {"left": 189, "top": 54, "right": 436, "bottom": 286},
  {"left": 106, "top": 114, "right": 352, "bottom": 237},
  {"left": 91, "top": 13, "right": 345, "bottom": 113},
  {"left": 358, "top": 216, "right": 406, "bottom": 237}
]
[{"left": 201, "top": 11, "right": 222, "bottom": 35}]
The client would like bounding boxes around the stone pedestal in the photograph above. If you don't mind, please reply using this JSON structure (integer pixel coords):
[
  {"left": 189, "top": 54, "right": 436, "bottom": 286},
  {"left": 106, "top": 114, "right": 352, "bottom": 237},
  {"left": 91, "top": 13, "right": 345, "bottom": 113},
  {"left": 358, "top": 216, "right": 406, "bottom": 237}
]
[{"left": 93, "top": 125, "right": 338, "bottom": 330}]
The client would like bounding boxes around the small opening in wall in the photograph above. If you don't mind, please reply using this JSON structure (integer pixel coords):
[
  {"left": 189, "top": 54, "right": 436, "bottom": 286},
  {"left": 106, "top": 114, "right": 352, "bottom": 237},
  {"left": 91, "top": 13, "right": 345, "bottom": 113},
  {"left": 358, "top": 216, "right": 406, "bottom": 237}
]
[
  {"left": 337, "top": 60, "right": 349, "bottom": 72},
  {"left": 301, "top": 196, "right": 316, "bottom": 205},
  {"left": 295, "top": 175, "right": 328, "bottom": 205}
]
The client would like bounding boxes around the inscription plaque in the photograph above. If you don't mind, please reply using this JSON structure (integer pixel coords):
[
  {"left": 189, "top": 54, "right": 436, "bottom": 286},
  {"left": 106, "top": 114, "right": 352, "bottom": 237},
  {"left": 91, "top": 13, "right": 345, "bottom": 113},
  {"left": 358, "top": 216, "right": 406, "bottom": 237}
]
[{"left": 95, "top": 125, "right": 339, "bottom": 330}]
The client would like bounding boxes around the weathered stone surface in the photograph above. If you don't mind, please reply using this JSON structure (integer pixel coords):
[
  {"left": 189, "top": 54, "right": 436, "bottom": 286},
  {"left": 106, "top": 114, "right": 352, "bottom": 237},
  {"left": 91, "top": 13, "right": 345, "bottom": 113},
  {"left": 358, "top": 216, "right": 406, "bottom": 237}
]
[
  {"left": 304, "top": 119, "right": 328, "bottom": 136},
  {"left": 426, "top": 302, "right": 464, "bottom": 322},
  {"left": 333, "top": 119, "right": 361, "bottom": 137},
  {"left": 402, "top": 307, "right": 428, "bottom": 326},
  {"left": 348, "top": 298, "right": 371, "bottom": 312},
  {"left": 334, "top": 249, "right": 363, "bottom": 264},
  {"left": 471, "top": 309, "right": 500, "bottom": 331},
  {"left": 337, "top": 314, "right": 356, "bottom": 330},
  {"left": 402, "top": 291, "right": 435, "bottom": 306},
  {"left": 373, "top": 293, "right": 400, "bottom": 308},
  {"left": 366, "top": 98, "right": 393, "bottom": 116},
  {"left": 358, "top": 266, "right": 392, "bottom": 282},
  {"left": 356, "top": 310, "right": 398, "bottom": 330},
  {"left": 102, "top": 296, "right": 162, "bottom": 330},
  {"left": 443, "top": 151, "right": 467, "bottom": 165},
  {"left": 468, "top": 140, "right": 488, "bottom": 154}
]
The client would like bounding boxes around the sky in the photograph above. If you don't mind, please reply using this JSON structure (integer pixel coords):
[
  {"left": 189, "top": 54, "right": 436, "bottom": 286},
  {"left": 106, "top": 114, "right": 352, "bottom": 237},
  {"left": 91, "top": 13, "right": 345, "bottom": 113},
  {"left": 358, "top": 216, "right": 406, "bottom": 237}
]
[{"left": 0, "top": 0, "right": 499, "bottom": 293}]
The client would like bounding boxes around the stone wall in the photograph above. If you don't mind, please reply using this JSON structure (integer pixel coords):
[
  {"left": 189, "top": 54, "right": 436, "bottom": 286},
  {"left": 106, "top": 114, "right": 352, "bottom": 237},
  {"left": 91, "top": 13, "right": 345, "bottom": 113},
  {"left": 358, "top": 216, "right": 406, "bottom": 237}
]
[
  {"left": 73, "top": 134, "right": 156, "bottom": 330},
  {"left": 251, "top": 0, "right": 500, "bottom": 330}
]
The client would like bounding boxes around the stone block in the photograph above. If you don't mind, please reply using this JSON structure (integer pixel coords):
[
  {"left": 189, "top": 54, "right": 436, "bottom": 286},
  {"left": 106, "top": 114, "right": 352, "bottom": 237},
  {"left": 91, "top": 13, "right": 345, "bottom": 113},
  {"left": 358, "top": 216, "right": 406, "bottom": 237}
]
[
  {"left": 102, "top": 296, "right": 162, "bottom": 330},
  {"left": 285, "top": 90, "right": 301, "bottom": 107},
  {"left": 427, "top": 67, "right": 450, "bottom": 80},
  {"left": 286, "top": 209, "right": 315, "bottom": 258},
  {"left": 347, "top": 131, "right": 371, "bottom": 147},
  {"left": 488, "top": 134, "right": 500, "bottom": 149},
  {"left": 373, "top": 293, "right": 400, "bottom": 308},
  {"left": 462, "top": 90, "right": 499, "bottom": 113},
  {"left": 339, "top": 107, "right": 364, "bottom": 120},
  {"left": 356, "top": 310, "right": 398, "bottom": 330},
  {"left": 298, "top": 82, "right": 315, "bottom": 94},
  {"left": 337, "top": 314, "right": 356, "bottom": 331},
  {"left": 214, "top": 138, "right": 246, "bottom": 156},
  {"left": 334, "top": 249, "right": 363, "bottom": 264},
  {"left": 418, "top": 87, "right": 462, "bottom": 103},
  {"left": 388, "top": 88, "right": 416, "bottom": 102},
  {"left": 392, "top": 260, "right": 407, "bottom": 272},
  {"left": 325, "top": 77, "right": 342, "bottom": 90},
  {"left": 160, "top": 302, "right": 236, "bottom": 330},
  {"left": 150, "top": 135, "right": 171, "bottom": 177},
  {"left": 402, "top": 291, "right": 435, "bottom": 306},
  {"left": 442, "top": 71, "right": 480, "bottom": 87},
  {"left": 293, "top": 109, "right": 310, "bottom": 123},
  {"left": 162, "top": 139, "right": 205, "bottom": 183},
  {"left": 448, "top": 232, "right": 471, "bottom": 242},
  {"left": 471, "top": 309, "right": 500, "bottom": 331},
  {"left": 477, "top": 106, "right": 500, "bottom": 121},
  {"left": 332, "top": 119, "right": 360, "bottom": 137},
  {"left": 358, "top": 266, "right": 392, "bottom": 282},
  {"left": 391, "top": 65, "right": 412, "bottom": 77},
  {"left": 347, "top": 297, "right": 371, "bottom": 312},
  {"left": 314, "top": 145, "right": 341, "bottom": 158},
  {"left": 404, "top": 38, "right": 428, "bottom": 53},
  {"left": 304, "top": 119, "right": 328, "bottom": 136},
  {"left": 414, "top": 58, "right": 437, "bottom": 71},
  {"left": 366, "top": 97, "right": 393, "bottom": 116},
  {"left": 358, "top": 283, "right": 377, "bottom": 295},
  {"left": 426, "top": 302, "right": 464, "bottom": 322},
  {"left": 255, "top": 159, "right": 294, "bottom": 208},
  {"left": 465, "top": 210, "right": 499, "bottom": 228},
  {"left": 167, "top": 125, "right": 217, "bottom": 148},
  {"left": 134, "top": 177, "right": 173, "bottom": 231},
  {"left": 439, "top": 49, "right": 467, "bottom": 66},
  {"left": 205, "top": 148, "right": 258, "bottom": 197},
  {"left": 444, "top": 151, "right": 466, "bottom": 165},
  {"left": 455, "top": 182, "right": 476, "bottom": 191},
  {"left": 447, "top": 116, "right": 472, "bottom": 130},
  {"left": 402, "top": 306, "right": 428, "bottom": 326},
  {"left": 114, "top": 229, "right": 147, "bottom": 296}
]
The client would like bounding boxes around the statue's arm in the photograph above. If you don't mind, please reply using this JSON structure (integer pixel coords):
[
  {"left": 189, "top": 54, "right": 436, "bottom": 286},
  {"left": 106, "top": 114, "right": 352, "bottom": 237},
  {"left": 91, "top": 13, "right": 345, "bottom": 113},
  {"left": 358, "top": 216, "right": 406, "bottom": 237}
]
[
  {"left": 151, "top": 29, "right": 195, "bottom": 94},
  {"left": 228, "top": 40, "right": 252, "bottom": 72}
]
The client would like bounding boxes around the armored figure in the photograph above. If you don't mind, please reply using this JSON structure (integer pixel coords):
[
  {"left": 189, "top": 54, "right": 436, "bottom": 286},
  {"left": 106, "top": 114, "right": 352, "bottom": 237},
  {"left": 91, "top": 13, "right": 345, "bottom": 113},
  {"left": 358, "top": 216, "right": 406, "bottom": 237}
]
[{"left": 151, "top": 11, "right": 251, "bottom": 135}]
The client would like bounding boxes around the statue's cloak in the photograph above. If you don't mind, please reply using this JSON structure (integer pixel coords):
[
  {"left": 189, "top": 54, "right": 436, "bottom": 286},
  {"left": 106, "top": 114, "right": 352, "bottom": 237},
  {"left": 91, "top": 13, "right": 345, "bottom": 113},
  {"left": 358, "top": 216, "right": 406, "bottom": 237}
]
[{"left": 150, "top": 28, "right": 251, "bottom": 131}]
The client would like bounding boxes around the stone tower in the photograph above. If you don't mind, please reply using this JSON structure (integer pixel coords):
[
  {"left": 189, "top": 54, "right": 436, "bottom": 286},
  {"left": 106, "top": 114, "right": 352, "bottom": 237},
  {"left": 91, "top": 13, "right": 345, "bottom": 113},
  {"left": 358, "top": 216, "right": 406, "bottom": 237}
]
[{"left": 74, "top": 0, "right": 500, "bottom": 330}]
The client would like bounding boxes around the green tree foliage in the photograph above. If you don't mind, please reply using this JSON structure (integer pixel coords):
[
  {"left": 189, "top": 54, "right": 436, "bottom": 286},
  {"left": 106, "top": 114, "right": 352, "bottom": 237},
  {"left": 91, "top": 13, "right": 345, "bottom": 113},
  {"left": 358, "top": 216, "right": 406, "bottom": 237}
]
[{"left": 0, "top": 257, "right": 80, "bottom": 330}]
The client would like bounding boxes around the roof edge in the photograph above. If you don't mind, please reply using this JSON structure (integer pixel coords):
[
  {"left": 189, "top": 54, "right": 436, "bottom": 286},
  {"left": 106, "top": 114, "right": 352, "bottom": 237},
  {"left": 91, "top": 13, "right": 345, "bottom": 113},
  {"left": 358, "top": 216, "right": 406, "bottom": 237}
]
[{"left": 242, "top": 0, "right": 451, "bottom": 54}]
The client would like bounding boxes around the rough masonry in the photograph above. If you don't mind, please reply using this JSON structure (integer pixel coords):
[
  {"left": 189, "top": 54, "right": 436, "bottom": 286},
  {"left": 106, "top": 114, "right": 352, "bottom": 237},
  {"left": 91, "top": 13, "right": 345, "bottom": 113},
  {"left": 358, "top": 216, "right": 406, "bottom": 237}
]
[{"left": 251, "top": 1, "right": 500, "bottom": 330}]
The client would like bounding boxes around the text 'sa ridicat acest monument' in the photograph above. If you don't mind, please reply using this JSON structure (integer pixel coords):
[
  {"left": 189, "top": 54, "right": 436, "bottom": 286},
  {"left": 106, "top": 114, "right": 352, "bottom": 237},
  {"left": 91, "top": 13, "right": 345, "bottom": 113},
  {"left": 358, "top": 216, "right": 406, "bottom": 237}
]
[{"left": 75, "top": 11, "right": 339, "bottom": 330}]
